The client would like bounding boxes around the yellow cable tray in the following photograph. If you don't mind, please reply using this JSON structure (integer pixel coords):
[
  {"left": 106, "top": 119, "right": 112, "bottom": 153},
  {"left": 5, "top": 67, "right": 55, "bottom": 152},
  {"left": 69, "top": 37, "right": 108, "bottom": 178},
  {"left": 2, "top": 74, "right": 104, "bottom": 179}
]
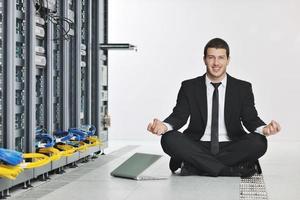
[
  {"left": 37, "top": 147, "right": 62, "bottom": 161},
  {"left": 56, "top": 144, "right": 76, "bottom": 157},
  {"left": 20, "top": 153, "right": 51, "bottom": 169},
  {"left": 0, "top": 164, "right": 24, "bottom": 180}
]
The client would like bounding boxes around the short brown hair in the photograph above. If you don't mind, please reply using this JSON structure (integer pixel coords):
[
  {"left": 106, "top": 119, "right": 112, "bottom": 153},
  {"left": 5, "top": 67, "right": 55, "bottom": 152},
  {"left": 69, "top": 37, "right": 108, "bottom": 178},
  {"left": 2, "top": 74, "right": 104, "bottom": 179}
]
[{"left": 204, "top": 38, "right": 230, "bottom": 58}]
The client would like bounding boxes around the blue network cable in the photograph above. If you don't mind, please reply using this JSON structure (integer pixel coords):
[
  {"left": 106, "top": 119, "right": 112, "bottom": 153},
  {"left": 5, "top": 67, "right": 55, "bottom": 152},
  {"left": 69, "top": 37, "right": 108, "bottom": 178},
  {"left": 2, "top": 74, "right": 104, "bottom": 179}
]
[
  {"left": 35, "top": 128, "right": 55, "bottom": 148},
  {"left": 54, "top": 130, "right": 73, "bottom": 142},
  {"left": 87, "top": 125, "right": 96, "bottom": 136},
  {"left": 80, "top": 124, "right": 96, "bottom": 136},
  {"left": 68, "top": 128, "right": 88, "bottom": 141},
  {"left": 0, "top": 148, "right": 23, "bottom": 166}
]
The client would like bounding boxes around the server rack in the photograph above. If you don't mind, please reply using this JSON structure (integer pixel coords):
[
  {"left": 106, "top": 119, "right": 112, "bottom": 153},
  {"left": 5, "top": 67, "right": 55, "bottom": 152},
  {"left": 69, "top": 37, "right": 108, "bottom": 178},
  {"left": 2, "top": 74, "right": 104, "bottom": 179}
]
[
  {"left": 0, "top": 0, "right": 111, "bottom": 194},
  {"left": 0, "top": 0, "right": 3, "bottom": 149},
  {"left": 92, "top": 0, "right": 109, "bottom": 150}
]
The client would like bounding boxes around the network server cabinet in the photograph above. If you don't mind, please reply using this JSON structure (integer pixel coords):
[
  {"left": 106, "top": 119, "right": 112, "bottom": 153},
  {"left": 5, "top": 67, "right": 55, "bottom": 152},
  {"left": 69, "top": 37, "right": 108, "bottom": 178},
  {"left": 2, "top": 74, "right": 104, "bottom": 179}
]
[
  {"left": 0, "top": 0, "right": 109, "bottom": 193},
  {"left": 0, "top": 0, "right": 3, "bottom": 149}
]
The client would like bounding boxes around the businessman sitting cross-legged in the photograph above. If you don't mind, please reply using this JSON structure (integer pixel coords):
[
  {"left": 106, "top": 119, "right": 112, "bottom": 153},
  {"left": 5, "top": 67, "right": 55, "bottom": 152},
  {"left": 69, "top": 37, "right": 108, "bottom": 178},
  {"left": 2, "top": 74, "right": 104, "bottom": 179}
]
[{"left": 147, "top": 38, "right": 281, "bottom": 177}]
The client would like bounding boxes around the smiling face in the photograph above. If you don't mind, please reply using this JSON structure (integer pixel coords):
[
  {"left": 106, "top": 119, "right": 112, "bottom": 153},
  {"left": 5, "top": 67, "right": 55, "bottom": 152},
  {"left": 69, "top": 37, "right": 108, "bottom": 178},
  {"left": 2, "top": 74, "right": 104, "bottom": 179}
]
[{"left": 204, "top": 48, "right": 230, "bottom": 82}]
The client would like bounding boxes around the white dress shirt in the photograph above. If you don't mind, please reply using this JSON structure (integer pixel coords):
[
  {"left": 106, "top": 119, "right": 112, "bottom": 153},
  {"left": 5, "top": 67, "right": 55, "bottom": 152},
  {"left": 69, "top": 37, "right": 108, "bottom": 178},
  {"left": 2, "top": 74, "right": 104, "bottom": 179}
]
[
  {"left": 201, "top": 75, "right": 229, "bottom": 141},
  {"left": 164, "top": 74, "right": 264, "bottom": 140}
]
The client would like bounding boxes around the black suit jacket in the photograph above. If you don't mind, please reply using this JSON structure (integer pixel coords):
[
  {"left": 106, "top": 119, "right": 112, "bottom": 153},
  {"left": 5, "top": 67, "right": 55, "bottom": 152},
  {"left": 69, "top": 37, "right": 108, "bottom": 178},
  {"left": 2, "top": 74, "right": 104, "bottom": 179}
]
[{"left": 164, "top": 74, "right": 266, "bottom": 141}]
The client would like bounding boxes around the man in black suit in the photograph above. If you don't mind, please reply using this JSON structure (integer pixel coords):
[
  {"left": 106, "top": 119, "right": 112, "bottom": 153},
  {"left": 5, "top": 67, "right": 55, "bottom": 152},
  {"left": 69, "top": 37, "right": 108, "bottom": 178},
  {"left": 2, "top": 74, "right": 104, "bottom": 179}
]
[{"left": 147, "top": 38, "right": 281, "bottom": 177}]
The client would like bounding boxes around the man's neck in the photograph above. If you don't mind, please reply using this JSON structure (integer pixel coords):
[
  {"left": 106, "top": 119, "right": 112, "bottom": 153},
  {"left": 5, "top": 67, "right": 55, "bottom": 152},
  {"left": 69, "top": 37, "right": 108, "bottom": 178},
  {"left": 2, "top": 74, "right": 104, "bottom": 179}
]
[{"left": 206, "top": 73, "right": 226, "bottom": 83}]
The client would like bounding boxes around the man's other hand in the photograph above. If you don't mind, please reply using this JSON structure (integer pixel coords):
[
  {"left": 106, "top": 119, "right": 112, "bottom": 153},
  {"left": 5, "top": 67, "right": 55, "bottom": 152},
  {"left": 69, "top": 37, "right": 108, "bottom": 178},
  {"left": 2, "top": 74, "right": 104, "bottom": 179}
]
[
  {"left": 147, "top": 118, "right": 168, "bottom": 136},
  {"left": 263, "top": 120, "right": 281, "bottom": 136}
]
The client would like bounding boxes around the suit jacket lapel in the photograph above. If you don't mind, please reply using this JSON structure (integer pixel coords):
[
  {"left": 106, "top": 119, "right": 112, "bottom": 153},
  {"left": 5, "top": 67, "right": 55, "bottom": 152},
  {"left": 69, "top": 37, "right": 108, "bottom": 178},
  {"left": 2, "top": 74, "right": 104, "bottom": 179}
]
[
  {"left": 195, "top": 75, "right": 207, "bottom": 126},
  {"left": 224, "top": 74, "right": 235, "bottom": 128}
]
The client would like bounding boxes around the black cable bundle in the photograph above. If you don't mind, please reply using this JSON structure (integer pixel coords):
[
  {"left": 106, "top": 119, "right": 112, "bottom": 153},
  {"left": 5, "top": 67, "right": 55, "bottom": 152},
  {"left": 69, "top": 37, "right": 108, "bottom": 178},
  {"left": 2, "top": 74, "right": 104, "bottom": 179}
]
[{"left": 35, "top": 0, "right": 74, "bottom": 41}]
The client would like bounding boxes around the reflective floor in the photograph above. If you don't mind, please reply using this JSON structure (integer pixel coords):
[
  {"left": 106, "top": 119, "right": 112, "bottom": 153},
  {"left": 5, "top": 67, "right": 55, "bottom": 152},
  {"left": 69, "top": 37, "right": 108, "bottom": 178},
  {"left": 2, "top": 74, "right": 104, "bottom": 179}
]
[{"left": 8, "top": 139, "right": 300, "bottom": 200}]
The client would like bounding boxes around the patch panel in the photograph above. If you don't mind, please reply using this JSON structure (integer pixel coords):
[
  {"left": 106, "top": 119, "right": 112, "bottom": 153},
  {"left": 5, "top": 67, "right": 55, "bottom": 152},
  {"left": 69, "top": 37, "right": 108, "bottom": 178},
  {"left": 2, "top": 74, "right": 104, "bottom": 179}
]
[
  {"left": 81, "top": 43, "right": 86, "bottom": 50},
  {"left": 16, "top": 0, "right": 24, "bottom": 12},
  {"left": 35, "top": 46, "right": 45, "bottom": 54},
  {"left": 38, "top": 0, "right": 57, "bottom": 12},
  {"left": 101, "top": 65, "right": 108, "bottom": 86},
  {"left": 35, "top": 55, "right": 47, "bottom": 66},
  {"left": 101, "top": 91, "right": 108, "bottom": 101},
  {"left": 35, "top": 26, "right": 45, "bottom": 38},
  {"left": 81, "top": 49, "right": 86, "bottom": 55},
  {"left": 81, "top": 61, "right": 86, "bottom": 67},
  {"left": 35, "top": 15, "right": 45, "bottom": 26}
]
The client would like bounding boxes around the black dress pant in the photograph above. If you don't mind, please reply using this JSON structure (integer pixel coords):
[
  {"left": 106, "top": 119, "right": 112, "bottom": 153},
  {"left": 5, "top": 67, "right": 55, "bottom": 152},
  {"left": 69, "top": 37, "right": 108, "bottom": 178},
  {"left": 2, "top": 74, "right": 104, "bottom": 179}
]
[{"left": 161, "top": 131, "right": 267, "bottom": 176}]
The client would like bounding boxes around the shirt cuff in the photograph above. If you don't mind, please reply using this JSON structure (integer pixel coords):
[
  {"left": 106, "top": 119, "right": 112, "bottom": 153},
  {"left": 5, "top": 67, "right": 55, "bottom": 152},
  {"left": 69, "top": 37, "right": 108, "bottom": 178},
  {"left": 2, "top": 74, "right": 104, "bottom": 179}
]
[
  {"left": 255, "top": 125, "right": 265, "bottom": 135},
  {"left": 163, "top": 122, "right": 173, "bottom": 132}
]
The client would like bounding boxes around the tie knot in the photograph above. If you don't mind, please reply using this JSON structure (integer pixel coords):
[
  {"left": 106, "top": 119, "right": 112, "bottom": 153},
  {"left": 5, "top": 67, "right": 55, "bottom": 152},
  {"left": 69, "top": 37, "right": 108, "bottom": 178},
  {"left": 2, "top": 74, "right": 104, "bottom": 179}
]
[{"left": 211, "top": 82, "right": 221, "bottom": 89}]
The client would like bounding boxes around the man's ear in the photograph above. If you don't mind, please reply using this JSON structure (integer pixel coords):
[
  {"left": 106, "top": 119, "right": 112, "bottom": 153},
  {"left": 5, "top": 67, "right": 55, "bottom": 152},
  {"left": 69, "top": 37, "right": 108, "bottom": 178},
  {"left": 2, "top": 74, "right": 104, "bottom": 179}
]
[{"left": 227, "top": 56, "right": 230, "bottom": 64}]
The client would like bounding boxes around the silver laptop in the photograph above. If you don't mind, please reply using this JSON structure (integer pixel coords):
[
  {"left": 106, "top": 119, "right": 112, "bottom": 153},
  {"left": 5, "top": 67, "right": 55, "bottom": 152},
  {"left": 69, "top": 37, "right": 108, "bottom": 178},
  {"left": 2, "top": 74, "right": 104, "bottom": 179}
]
[{"left": 110, "top": 152, "right": 168, "bottom": 180}]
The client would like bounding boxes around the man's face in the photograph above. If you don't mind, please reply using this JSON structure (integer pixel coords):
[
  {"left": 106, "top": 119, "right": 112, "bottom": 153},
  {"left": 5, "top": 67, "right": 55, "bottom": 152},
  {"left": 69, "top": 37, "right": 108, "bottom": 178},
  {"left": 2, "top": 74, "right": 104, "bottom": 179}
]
[{"left": 204, "top": 48, "right": 229, "bottom": 81}]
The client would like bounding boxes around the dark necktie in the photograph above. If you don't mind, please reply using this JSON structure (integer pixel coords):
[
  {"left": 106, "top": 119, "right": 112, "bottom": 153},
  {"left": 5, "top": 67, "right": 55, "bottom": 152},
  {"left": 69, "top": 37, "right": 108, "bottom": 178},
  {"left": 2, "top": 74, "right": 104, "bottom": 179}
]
[{"left": 211, "top": 82, "right": 221, "bottom": 155}]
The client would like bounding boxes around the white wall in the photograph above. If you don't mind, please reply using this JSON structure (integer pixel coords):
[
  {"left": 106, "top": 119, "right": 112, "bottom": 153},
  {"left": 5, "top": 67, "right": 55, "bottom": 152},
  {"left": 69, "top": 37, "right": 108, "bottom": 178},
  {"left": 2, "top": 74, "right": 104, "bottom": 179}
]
[{"left": 108, "top": 0, "right": 300, "bottom": 142}]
